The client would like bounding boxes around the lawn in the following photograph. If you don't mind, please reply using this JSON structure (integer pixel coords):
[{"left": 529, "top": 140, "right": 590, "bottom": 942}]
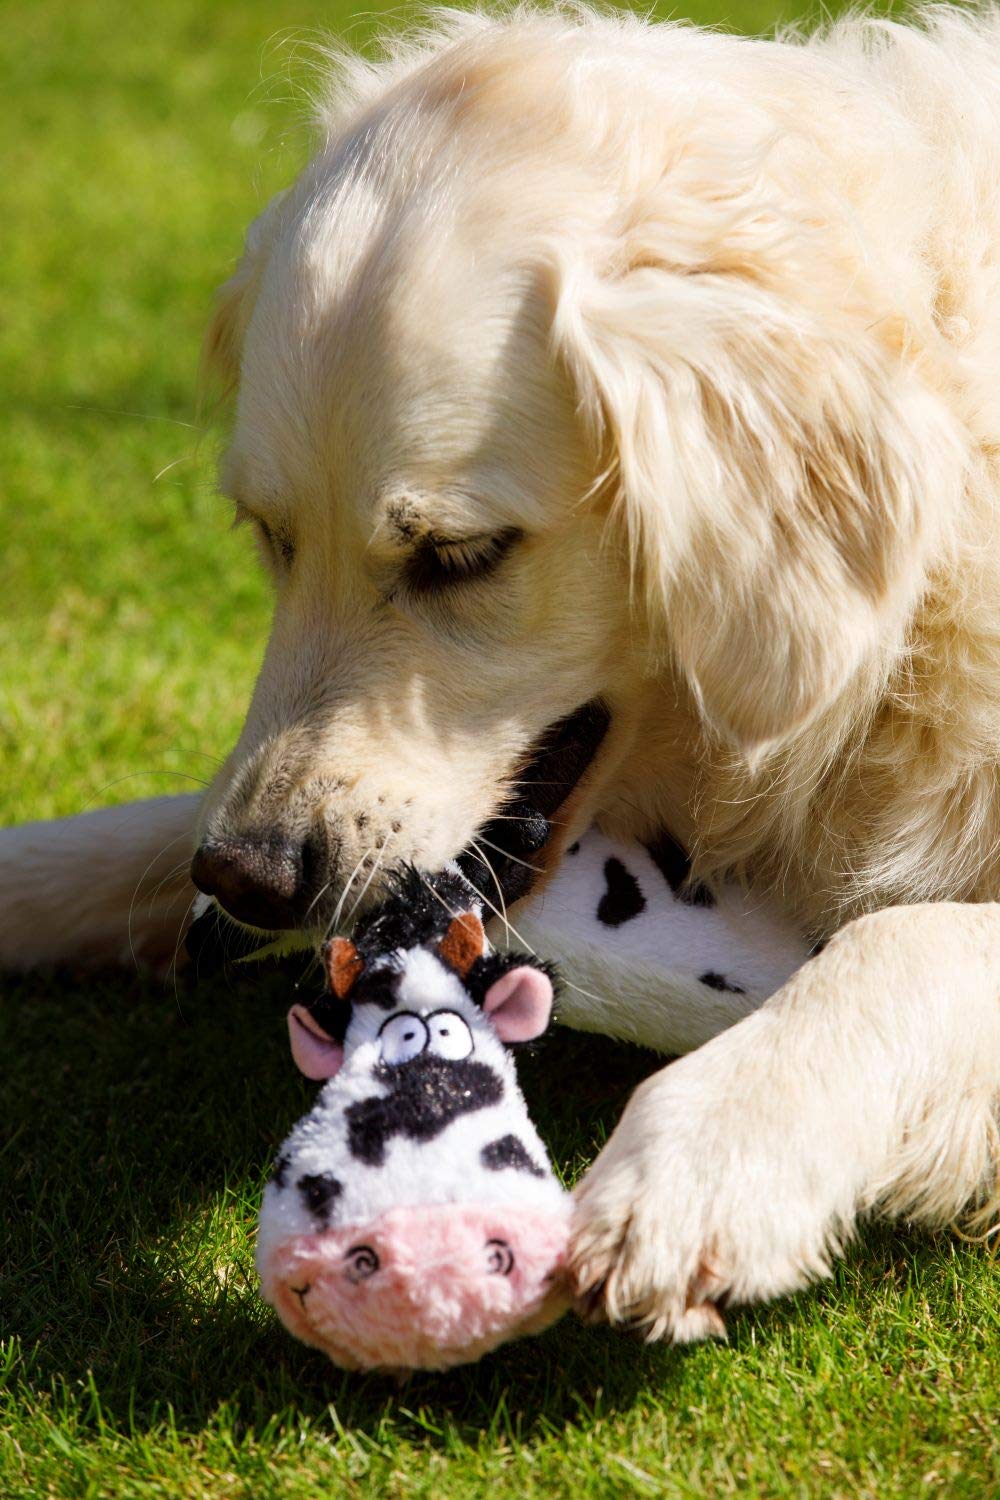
[{"left": 1, "top": 0, "right": 997, "bottom": 1494}]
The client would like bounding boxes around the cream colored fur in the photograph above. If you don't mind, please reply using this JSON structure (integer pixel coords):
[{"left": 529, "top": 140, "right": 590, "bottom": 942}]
[{"left": 3, "top": 4, "right": 1000, "bottom": 1337}]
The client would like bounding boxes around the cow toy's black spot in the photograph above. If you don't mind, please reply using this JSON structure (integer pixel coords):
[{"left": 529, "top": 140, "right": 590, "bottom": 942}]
[
  {"left": 699, "top": 971, "right": 746, "bottom": 995},
  {"left": 644, "top": 830, "right": 715, "bottom": 907},
  {"left": 597, "top": 857, "right": 646, "bottom": 927},
  {"left": 346, "top": 1054, "right": 504, "bottom": 1166},
  {"left": 270, "top": 1153, "right": 291, "bottom": 1189},
  {"left": 297, "top": 1172, "right": 343, "bottom": 1224},
  {"left": 566, "top": 841, "right": 581, "bottom": 855},
  {"left": 481, "top": 1133, "right": 545, "bottom": 1178}
]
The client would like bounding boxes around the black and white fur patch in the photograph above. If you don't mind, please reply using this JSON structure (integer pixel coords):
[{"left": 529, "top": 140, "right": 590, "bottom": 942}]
[
  {"left": 512, "top": 828, "right": 810, "bottom": 1056},
  {"left": 480, "top": 1133, "right": 545, "bottom": 1178},
  {"left": 346, "top": 1053, "right": 504, "bottom": 1166},
  {"left": 597, "top": 857, "right": 647, "bottom": 927},
  {"left": 297, "top": 1172, "right": 343, "bottom": 1224},
  {"left": 643, "top": 830, "right": 715, "bottom": 908},
  {"left": 699, "top": 971, "right": 746, "bottom": 995}
]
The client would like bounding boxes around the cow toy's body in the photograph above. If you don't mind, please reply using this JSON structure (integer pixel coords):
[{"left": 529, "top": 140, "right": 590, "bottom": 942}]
[{"left": 257, "top": 870, "right": 572, "bottom": 1373}]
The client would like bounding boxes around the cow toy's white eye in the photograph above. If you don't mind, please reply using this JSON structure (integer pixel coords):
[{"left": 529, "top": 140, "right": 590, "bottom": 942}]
[
  {"left": 426, "top": 1010, "right": 474, "bottom": 1060},
  {"left": 379, "top": 1012, "right": 428, "bottom": 1065}
]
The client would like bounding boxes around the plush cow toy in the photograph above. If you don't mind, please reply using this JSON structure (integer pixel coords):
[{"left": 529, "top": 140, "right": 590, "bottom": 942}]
[
  {"left": 256, "top": 868, "right": 572, "bottom": 1373},
  {"left": 253, "top": 825, "right": 810, "bottom": 1373}
]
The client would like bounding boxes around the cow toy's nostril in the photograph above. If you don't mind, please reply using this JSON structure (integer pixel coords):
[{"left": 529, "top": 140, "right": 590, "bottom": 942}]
[
  {"left": 486, "top": 1239, "right": 515, "bottom": 1276},
  {"left": 344, "top": 1244, "right": 380, "bottom": 1283},
  {"left": 190, "top": 832, "right": 305, "bottom": 929}
]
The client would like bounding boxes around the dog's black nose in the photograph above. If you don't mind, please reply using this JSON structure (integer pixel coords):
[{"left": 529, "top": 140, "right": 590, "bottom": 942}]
[{"left": 191, "top": 833, "right": 305, "bottom": 930}]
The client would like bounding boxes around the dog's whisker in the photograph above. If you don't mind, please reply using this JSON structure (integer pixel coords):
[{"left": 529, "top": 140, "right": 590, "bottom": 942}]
[
  {"left": 556, "top": 973, "right": 607, "bottom": 1007},
  {"left": 144, "top": 856, "right": 195, "bottom": 912},
  {"left": 476, "top": 812, "right": 562, "bottom": 824},
  {"left": 326, "top": 846, "right": 372, "bottom": 940},
  {"left": 152, "top": 452, "right": 198, "bottom": 484},
  {"left": 180, "top": 750, "right": 226, "bottom": 769},
  {"left": 470, "top": 882, "right": 539, "bottom": 959},
  {"left": 167, "top": 893, "right": 198, "bottom": 1005},
  {"left": 64, "top": 403, "right": 204, "bottom": 430},
  {"left": 466, "top": 839, "right": 546, "bottom": 958},
  {"left": 466, "top": 838, "right": 509, "bottom": 945},
  {"left": 83, "top": 769, "right": 211, "bottom": 813},
  {"left": 344, "top": 833, "right": 393, "bottom": 927},
  {"left": 159, "top": 872, "right": 203, "bottom": 926},
  {"left": 415, "top": 870, "right": 463, "bottom": 924},
  {"left": 465, "top": 836, "right": 603, "bottom": 1002},
  {"left": 503, "top": 779, "right": 577, "bottom": 790},
  {"left": 472, "top": 834, "right": 543, "bottom": 875},
  {"left": 127, "top": 831, "right": 195, "bottom": 974},
  {"left": 303, "top": 877, "right": 333, "bottom": 925}
]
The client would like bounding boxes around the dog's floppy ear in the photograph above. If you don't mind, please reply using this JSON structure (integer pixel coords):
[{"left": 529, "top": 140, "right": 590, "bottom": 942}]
[
  {"left": 200, "top": 191, "right": 286, "bottom": 398},
  {"left": 553, "top": 256, "right": 966, "bottom": 752}
]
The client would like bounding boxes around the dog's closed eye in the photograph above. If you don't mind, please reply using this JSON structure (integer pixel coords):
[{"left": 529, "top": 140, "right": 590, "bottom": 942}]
[
  {"left": 231, "top": 502, "right": 295, "bottom": 569},
  {"left": 403, "top": 528, "right": 523, "bottom": 595}
]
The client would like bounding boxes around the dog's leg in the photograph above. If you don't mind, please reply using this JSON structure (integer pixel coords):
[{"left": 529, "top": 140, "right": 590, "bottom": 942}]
[
  {"left": 0, "top": 794, "right": 202, "bottom": 972},
  {"left": 570, "top": 902, "right": 1000, "bottom": 1340}
]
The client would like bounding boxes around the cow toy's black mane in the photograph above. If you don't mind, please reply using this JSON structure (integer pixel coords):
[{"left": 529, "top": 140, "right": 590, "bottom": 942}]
[
  {"left": 302, "top": 865, "right": 559, "bottom": 1043},
  {"left": 353, "top": 865, "right": 475, "bottom": 958}
]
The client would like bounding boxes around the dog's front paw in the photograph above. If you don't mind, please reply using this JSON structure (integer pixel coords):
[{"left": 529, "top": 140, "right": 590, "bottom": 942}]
[
  {"left": 569, "top": 1051, "right": 844, "bottom": 1342},
  {"left": 569, "top": 1095, "right": 729, "bottom": 1343}
]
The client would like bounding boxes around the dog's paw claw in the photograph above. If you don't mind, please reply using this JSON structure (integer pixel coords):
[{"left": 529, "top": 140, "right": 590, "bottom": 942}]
[
  {"left": 663, "top": 1298, "right": 728, "bottom": 1344},
  {"left": 569, "top": 1188, "right": 731, "bottom": 1344},
  {"left": 572, "top": 1272, "right": 612, "bottom": 1325}
]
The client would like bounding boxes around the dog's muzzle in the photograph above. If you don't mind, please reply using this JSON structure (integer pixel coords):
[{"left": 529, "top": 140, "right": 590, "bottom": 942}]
[{"left": 185, "top": 698, "right": 610, "bottom": 967}]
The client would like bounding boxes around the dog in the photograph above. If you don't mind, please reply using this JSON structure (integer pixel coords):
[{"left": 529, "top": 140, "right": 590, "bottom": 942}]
[{"left": 4, "top": 5, "right": 1000, "bottom": 1341}]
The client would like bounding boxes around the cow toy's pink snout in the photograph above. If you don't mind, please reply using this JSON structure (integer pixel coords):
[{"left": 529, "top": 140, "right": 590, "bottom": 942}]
[{"left": 259, "top": 1203, "right": 572, "bottom": 1372}]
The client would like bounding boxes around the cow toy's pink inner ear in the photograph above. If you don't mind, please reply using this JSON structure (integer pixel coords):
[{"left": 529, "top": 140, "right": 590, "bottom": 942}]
[
  {"left": 287, "top": 1005, "right": 345, "bottom": 1080},
  {"left": 482, "top": 966, "right": 553, "bottom": 1042}
]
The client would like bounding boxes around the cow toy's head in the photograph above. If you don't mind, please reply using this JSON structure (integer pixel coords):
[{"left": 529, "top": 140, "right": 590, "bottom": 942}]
[{"left": 256, "top": 869, "right": 572, "bottom": 1373}]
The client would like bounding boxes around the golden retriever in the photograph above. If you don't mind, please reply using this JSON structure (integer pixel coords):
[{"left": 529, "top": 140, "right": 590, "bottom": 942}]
[{"left": 4, "top": 4, "right": 1000, "bottom": 1341}]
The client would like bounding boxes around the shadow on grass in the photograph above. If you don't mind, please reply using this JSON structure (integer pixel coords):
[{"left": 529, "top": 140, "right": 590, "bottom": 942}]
[{"left": 1, "top": 961, "right": 692, "bottom": 1445}]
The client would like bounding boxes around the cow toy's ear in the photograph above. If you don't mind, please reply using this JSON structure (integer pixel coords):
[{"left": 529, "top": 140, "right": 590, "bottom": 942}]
[
  {"left": 287, "top": 1004, "right": 345, "bottom": 1080},
  {"left": 483, "top": 965, "right": 554, "bottom": 1043},
  {"left": 438, "top": 911, "right": 486, "bottom": 977},
  {"left": 324, "top": 936, "right": 364, "bottom": 998}
]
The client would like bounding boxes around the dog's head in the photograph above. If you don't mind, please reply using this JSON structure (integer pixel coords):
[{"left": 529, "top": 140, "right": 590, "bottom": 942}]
[{"left": 193, "top": 13, "right": 965, "bottom": 932}]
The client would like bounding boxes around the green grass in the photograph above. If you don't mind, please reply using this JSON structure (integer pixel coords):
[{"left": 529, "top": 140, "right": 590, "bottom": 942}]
[{"left": 2, "top": 0, "right": 997, "bottom": 1494}]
